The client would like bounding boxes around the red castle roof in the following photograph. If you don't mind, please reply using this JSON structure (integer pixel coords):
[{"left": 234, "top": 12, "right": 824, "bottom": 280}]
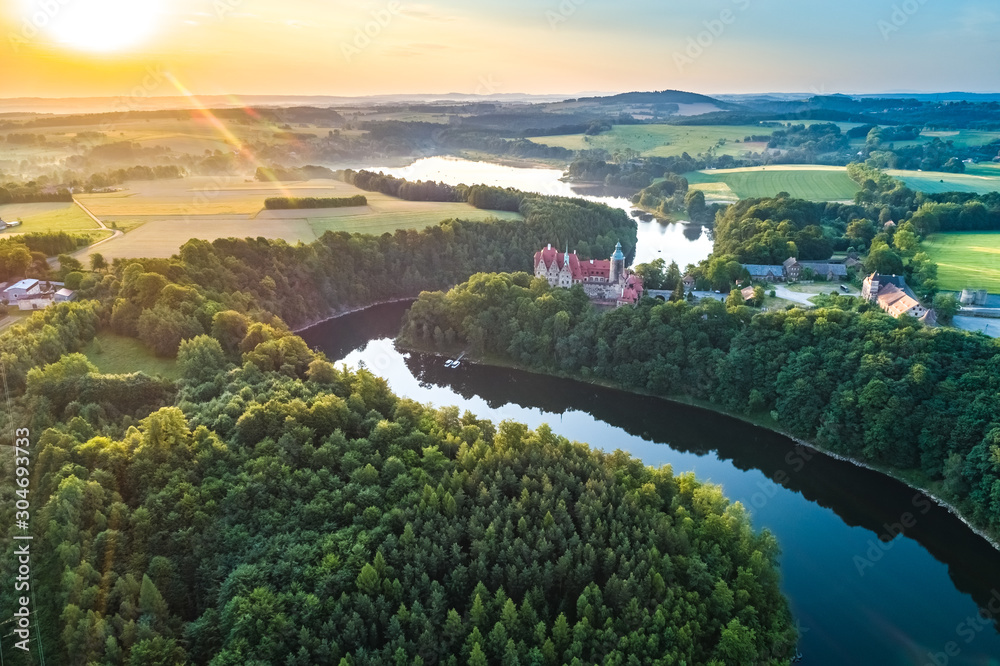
[
  {"left": 534, "top": 244, "right": 611, "bottom": 282},
  {"left": 618, "top": 274, "right": 644, "bottom": 305}
]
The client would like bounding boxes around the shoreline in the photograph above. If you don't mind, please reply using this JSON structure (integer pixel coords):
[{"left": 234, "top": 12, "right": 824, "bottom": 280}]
[
  {"left": 398, "top": 338, "right": 1000, "bottom": 553},
  {"left": 292, "top": 297, "right": 418, "bottom": 334}
]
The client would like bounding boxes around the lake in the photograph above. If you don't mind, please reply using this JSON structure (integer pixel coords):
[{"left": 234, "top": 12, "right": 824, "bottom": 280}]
[
  {"left": 363, "top": 156, "right": 714, "bottom": 269},
  {"left": 301, "top": 300, "right": 1000, "bottom": 666}
]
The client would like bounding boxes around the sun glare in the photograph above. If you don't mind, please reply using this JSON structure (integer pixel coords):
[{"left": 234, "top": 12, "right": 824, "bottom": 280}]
[{"left": 23, "top": 0, "right": 164, "bottom": 53}]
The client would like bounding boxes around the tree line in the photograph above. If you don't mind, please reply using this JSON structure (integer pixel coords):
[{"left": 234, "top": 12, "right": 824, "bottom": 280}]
[{"left": 264, "top": 195, "right": 368, "bottom": 210}]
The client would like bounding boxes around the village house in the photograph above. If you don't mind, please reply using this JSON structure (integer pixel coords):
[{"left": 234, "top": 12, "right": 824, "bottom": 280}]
[
  {"left": 862, "top": 272, "right": 934, "bottom": 323},
  {"left": 534, "top": 242, "right": 644, "bottom": 307},
  {"left": 742, "top": 257, "right": 851, "bottom": 283},
  {"left": 2, "top": 280, "right": 75, "bottom": 311},
  {"left": 3, "top": 279, "right": 40, "bottom": 302},
  {"left": 744, "top": 264, "right": 785, "bottom": 282}
]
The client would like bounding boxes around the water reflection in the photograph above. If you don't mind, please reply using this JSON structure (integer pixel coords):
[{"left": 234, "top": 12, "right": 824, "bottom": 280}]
[
  {"left": 362, "top": 156, "right": 714, "bottom": 268},
  {"left": 300, "top": 300, "right": 1000, "bottom": 665}
]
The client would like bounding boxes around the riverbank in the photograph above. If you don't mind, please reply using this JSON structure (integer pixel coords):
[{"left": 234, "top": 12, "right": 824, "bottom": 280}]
[
  {"left": 291, "top": 296, "right": 419, "bottom": 333},
  {"left": 399, "top": 338, "right": 1000, "bottom": 552}
]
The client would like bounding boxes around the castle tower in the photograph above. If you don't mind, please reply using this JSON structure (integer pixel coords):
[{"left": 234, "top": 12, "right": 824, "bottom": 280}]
[{"left": 611, "top": 241, "right": 625, "bottom": 284}]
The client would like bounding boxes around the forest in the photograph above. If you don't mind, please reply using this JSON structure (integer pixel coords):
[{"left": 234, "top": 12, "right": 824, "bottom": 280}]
[
  {"left": 399, "top": 272, "right": 1000, "bottom": 542},
  {"left": 0, "top": 252, "right": 796, "bottom": 663},
  {"left": 3, "top": 342, "right": 796, "bottom": 664}
]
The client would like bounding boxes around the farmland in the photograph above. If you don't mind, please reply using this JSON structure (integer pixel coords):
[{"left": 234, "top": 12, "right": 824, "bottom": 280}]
[
  {"left": 0, "top": 201, "right": 110, "bottom": 243},
  {"left": 922, "top": 232, "right": 1000, "bottom": 293},
  {"left": 684, "top": 165, "right": 861, "bottom": 202},
  {"left": 74, "top": 176, "right": 522, "bottom": 260},
  {"left": 887, "top": 165, "right": 1000, "bottom": 195},
  {"left": 529, "top": 124, "right": 775, "bottom": 157},
  {"left": 528, "top": 121, "right": 869, "bottom": 159}
]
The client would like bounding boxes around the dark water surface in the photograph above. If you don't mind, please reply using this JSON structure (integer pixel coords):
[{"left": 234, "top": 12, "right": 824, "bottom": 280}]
[{"left": 301, "top": 301, "right": 1000, "bottom": 666}]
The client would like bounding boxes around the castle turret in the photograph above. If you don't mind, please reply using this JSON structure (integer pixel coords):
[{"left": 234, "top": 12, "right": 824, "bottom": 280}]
[{"left": 611, "top": 241, "right": 625, "bottom": 284}]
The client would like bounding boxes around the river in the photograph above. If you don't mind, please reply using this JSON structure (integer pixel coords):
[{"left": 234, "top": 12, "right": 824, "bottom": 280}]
[
  {"left": 363, "top": 156, "right": 713, "bottom": 268},
  {"left": 300, "top": 301, "right": 1000, "bottom": 666}
]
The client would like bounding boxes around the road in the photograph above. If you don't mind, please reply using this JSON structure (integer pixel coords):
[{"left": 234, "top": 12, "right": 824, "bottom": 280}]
[
  {"left": 73, "top": 198, "right": 124, "bottom": 253},
  {"left": 46, "top": 199, "right": 123, "bottom": 270}
]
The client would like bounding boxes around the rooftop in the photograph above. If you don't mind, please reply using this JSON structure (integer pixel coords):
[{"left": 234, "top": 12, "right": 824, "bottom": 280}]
[{"left": 6, "top": 279, "right": 39, "bottom": 291}]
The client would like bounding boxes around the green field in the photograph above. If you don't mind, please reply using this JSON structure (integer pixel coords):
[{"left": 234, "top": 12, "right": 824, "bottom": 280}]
[
  {"left": 0, "top": 202, "right": 110, "bottom": 243},
  {"left": 529, "top": 122, "right": 868, "bottom": 159},
  {"left": 923, "top": 232, "right": 1000, "bottom": 292},
  {"left": 530, "top": 124, "right": 775, "bottom": 157},
  {"left": 887, "top": 167, "right": 1000, "bottom": 195},
  {"left": 82, "top": 333, "right": 180, "bottom": 380},
  {"left": 74, "top": 176, "right": 522, "bottom": 260},
  {"left": 685, "top": 166, "right": 861, "bottom": 202}
]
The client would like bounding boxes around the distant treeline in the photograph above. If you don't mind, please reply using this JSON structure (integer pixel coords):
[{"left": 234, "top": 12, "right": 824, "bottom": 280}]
[
  {"left": 254, "top": 165, "right": 337, "bottom": 182},
  {"left": 339, "top": 169, "right": 527, "bottom": 212},
  {"left": 0, "top": 184, "right": 73, "bottom": 204},
  {"left": 85, "top": 165, "right": 185, "bottom": 189},
  {"left": 264, "top": 195, "right": 367, "bottom": 209}
]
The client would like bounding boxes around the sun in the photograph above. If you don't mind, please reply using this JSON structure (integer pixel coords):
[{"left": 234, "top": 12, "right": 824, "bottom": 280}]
[{"left": 23, "top": 0, "right": 164, "bottom": 53}]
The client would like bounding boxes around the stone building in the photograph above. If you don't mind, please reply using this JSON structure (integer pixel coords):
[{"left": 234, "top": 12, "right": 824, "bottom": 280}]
[
  {"left": 862, "top": 272, "right": 932, "bottom": 321},
  {"left": 534, "top": 242, "right": 643, "bottom": 306}
]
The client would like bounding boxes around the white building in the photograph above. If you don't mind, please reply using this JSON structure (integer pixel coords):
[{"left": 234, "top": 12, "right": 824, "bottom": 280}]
[{"left": 3, "top": 279, "right": 40, "bottom": 302}]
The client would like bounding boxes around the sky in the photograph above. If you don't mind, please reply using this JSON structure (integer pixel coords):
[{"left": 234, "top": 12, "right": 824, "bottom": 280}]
[{"left": 1, "top": 0, "right": 999, "bottom": 99}]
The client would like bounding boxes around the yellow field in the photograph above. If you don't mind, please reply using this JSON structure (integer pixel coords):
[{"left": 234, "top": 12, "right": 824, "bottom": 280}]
[{"left": 73, "top": 176, "right": 522, "bottom": 260}]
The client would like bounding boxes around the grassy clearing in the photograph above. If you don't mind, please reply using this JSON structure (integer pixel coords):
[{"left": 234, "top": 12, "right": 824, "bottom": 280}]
[
  {"left": 685, "top": 166, "right": 860, "bottom": 201},
  {"left": 886, "top": 169, "right": 1000, "bottom": 195},
  {"left": 922, "top": 232, "right": 1000, "bottom": 292},
  {"left": 82, "top": 333, "right": 180, "bottom": 380},
  {"left": 786, "top": 283, "right": 860, "bottom": 296}
]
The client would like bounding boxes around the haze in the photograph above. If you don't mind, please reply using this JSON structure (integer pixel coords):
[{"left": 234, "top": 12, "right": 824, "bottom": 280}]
[{"left": 2, "top": 0, "right": 999, "bottom": 99}]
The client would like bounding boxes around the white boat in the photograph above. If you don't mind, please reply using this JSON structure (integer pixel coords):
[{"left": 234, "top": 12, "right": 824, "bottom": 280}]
[
  {"left": 444, "top": 359, "right": 455, "bottom": 368},
  {"left": 451, "top": 360, "right": 461, "bottom": 368}
]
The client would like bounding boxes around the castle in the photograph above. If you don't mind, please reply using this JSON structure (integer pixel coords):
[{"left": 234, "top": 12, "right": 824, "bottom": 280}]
[{"left": 533, "top": 242, "right": 644, "bottom": 307}]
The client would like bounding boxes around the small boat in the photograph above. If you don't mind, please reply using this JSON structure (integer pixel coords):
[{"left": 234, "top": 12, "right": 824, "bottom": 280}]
[
  {"left": 451, "top": 360, "right": 461, "bottom": 368},
  {"left": 444, "top": 359, "right": 456, "bottom": 368}
]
